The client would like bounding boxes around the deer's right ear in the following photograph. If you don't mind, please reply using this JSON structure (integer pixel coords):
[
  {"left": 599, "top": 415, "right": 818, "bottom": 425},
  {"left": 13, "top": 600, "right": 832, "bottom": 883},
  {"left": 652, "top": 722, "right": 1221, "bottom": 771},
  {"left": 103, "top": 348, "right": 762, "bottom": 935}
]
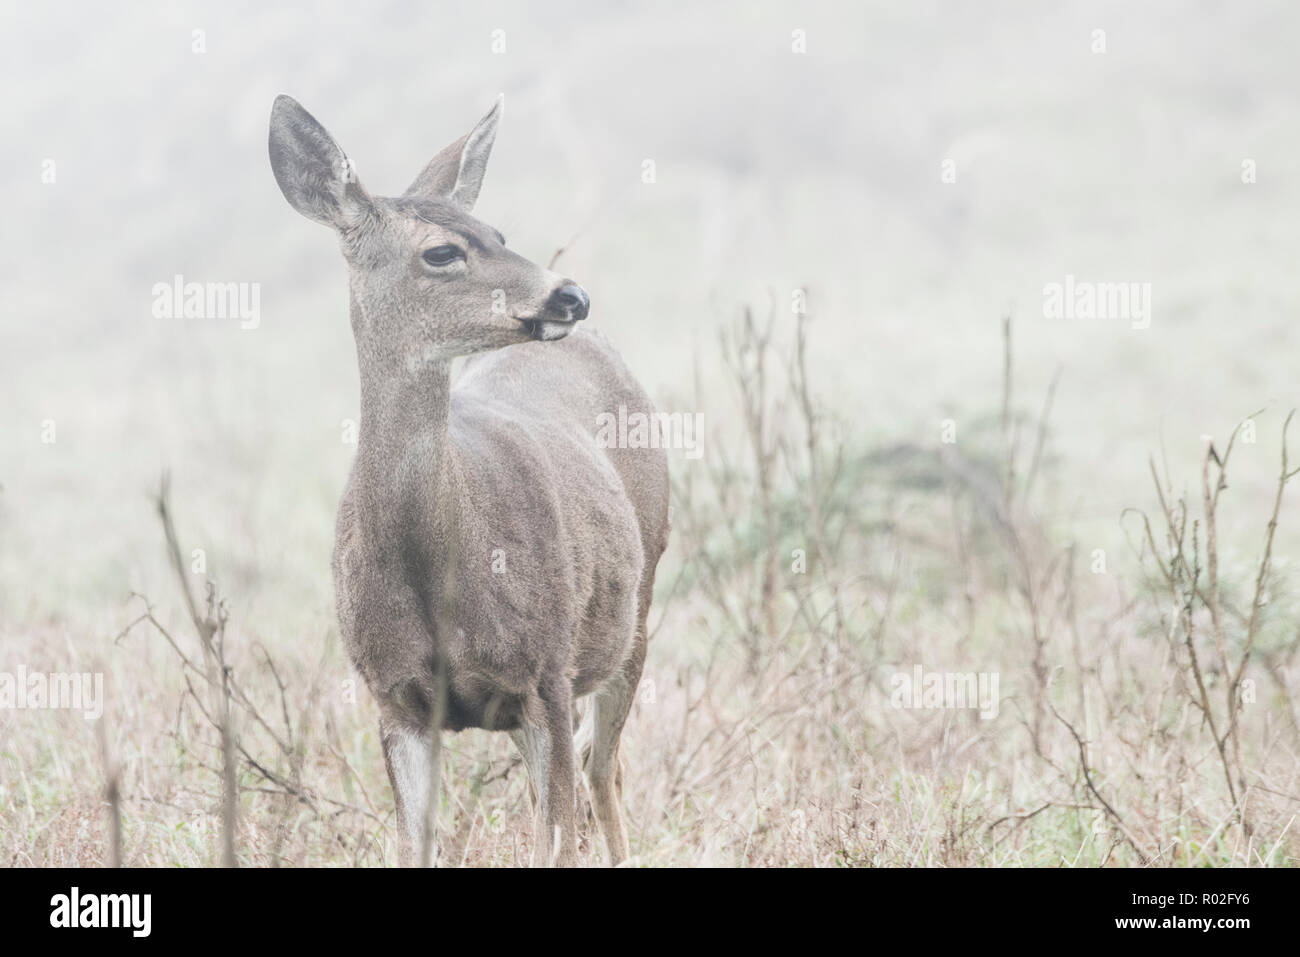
[{"left": 268, "top": 95, "right": 373, "bottom": 230}]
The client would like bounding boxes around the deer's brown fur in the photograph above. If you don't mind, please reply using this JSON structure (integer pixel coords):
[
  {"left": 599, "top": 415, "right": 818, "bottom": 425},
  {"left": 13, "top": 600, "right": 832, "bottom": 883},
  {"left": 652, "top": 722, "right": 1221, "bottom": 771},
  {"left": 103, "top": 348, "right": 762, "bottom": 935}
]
[{"left": 269, "top": 94, "right": 669, "bottom": 866}]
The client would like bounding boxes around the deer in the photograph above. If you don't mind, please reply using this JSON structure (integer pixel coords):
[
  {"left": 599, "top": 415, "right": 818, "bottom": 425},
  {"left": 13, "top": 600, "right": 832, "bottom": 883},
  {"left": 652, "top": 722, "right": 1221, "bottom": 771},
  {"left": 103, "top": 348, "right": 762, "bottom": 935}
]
[{"left": 268, "top": 94, "right": 670, "bottom": 867}]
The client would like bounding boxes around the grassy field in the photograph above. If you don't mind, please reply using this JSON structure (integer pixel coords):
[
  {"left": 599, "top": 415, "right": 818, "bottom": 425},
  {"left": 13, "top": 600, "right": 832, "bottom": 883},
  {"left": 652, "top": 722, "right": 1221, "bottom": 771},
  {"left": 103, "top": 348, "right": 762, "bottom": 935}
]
[
  {"left": 4, "top": 310, "right": 1297, "bottom": 867},
  {"left": 2, "top": 0, "right": 1299, "bottom": 866}
]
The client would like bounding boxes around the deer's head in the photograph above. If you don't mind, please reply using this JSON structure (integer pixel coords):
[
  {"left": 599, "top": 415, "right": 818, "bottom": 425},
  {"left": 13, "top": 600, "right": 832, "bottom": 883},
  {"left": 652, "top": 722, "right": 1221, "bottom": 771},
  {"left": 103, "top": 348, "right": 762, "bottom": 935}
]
[{"left": 269, "top": 95, "right": 588, "bottom": 362}]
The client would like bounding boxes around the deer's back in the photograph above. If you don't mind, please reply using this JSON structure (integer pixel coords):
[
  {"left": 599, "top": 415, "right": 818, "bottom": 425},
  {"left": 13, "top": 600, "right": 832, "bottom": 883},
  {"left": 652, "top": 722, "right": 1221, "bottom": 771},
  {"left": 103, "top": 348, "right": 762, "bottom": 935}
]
[{"left": 458, "top": 328, "right": 671, "bottom": 569}]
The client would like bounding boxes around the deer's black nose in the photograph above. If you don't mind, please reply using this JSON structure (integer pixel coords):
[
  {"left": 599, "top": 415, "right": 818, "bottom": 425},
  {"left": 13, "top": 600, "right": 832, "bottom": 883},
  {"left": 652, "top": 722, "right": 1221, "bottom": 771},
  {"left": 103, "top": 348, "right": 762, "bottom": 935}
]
[{"left": 550, "top": 283, "right": 589, "bottom": 321}]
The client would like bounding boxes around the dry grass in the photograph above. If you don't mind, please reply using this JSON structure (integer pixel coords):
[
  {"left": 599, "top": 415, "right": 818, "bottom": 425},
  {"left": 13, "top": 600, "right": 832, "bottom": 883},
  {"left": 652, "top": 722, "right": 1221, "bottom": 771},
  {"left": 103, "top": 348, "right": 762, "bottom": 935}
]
[{"left": 2, "top": 312, "right": 1297, "bottom": 868}]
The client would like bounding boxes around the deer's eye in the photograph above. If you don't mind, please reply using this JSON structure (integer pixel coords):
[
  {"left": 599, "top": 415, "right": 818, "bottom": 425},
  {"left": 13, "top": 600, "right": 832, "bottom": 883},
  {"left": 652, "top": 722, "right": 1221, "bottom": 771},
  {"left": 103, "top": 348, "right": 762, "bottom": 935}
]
[{"left": 422, "top": 245, "right": 464, "bottom": 267}]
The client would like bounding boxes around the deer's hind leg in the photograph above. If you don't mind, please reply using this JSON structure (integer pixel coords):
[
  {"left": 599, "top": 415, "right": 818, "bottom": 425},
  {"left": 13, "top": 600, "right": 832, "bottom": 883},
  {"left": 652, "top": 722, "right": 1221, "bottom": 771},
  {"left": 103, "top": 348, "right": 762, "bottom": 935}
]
[
  {"left": 518, "top": 676, "right": 579, "bottom": 867},
  {"left": 584, "top": 611, "right": 648, "bottom": 866}
]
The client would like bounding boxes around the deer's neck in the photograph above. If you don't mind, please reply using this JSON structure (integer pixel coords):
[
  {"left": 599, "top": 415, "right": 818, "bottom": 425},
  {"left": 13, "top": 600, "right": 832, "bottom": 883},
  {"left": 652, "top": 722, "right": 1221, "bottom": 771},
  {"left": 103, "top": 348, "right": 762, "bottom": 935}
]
[
  {"left": 356, "top": 358, "right": 453, "bottom": 488},
  {"left": 350, "top": 303, "right": 465, "bottom": 566}
]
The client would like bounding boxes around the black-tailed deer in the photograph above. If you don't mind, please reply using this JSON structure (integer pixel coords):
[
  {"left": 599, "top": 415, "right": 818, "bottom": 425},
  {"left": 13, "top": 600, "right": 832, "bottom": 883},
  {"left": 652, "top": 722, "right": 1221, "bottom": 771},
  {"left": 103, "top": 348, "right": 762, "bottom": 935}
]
[{"left": 268, "top": 94, "right": 669, "bottom": 867}]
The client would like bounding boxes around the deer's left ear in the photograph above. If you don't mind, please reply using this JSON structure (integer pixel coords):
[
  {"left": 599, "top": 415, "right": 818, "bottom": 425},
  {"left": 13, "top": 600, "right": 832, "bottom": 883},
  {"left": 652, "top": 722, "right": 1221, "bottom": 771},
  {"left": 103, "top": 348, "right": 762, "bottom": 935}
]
[{"left": 404, "top": 95, "right": 503, "bottom": 211}]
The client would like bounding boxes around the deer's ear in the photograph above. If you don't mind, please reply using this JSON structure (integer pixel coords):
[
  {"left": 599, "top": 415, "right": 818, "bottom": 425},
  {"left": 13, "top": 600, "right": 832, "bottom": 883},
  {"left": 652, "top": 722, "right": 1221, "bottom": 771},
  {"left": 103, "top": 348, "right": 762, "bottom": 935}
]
[
  {"left": 404, "top": 95, "right": 503, "bottom": 211},
  {"left": 268, "top": 95, "right": 373, "bottom": 229}
]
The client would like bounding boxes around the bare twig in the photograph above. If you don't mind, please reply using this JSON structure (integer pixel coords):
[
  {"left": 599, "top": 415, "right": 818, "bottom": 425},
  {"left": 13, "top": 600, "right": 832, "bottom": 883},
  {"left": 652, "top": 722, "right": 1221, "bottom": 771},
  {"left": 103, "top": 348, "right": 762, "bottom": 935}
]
[{"left": 1050, "top": 703, "right": 1152, "bottom": 865}]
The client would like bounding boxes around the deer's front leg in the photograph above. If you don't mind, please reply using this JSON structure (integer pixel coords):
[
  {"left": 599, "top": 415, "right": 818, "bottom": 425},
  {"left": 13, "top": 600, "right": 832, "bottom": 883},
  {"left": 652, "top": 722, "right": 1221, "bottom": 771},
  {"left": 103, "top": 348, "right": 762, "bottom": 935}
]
[
  {"left": 376, "top": 668, "right": 444, "bottom": 868},
  {"left": 381, "top": 719, "right": 440, "bottom": 867},
  {"left": 520, "top": 678, "right": 578, "bottom": 867}
]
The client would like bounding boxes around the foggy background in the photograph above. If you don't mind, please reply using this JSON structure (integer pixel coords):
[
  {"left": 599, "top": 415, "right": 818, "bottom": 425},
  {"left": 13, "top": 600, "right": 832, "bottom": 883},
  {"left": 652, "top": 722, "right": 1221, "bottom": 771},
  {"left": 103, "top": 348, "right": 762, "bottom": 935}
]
[
  {"left": 4, "top": 0, "right": 1299, "bottom": 626},
  {"left": 4, "top": 0, "right": 1300, "bottom": 869}
]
